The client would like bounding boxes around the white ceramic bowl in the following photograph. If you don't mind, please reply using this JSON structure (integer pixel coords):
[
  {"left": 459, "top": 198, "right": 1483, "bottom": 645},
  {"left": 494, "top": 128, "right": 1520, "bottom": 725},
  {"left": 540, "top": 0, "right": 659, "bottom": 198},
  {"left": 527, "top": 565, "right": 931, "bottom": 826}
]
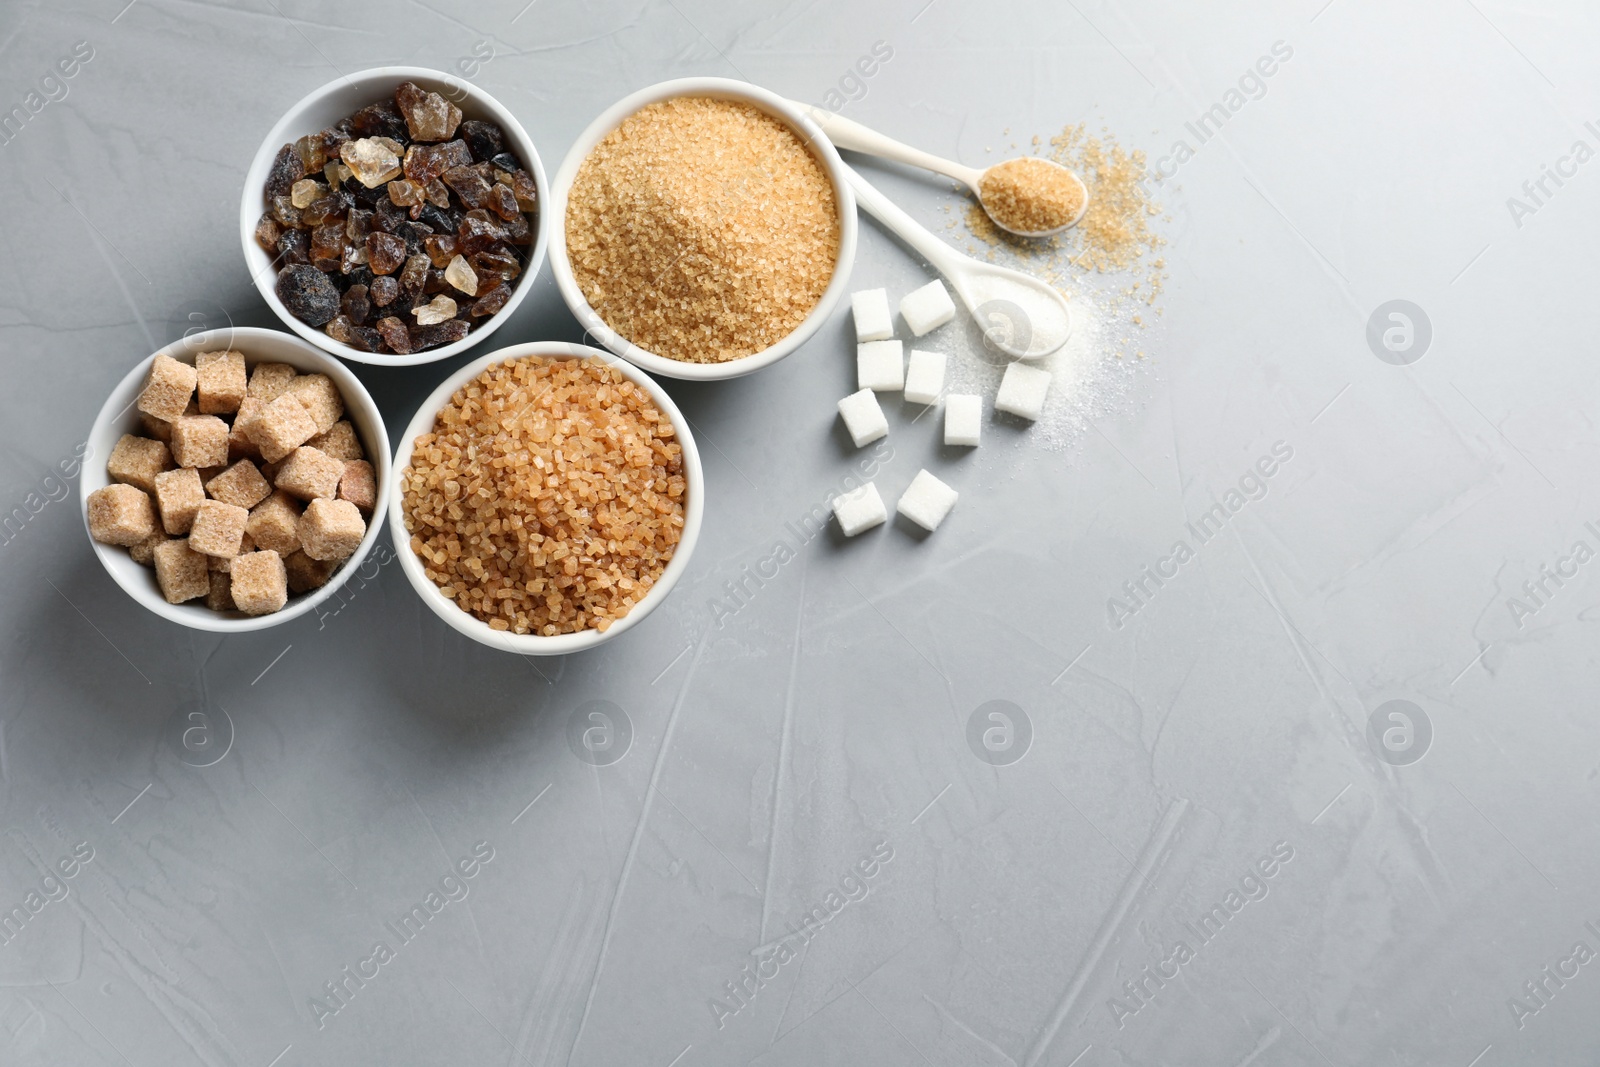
[
  {"left": 83, "top": 328, "right": 390, "bottom": 633},
  {"left": 240, "top": 67, "right": 550, "bottom": 367},
  {"left": 388, "top": 342, "right": 703, "bottom": 655},
  {"left": 550, "top": 77, "right": 857, "bottom": 382}
]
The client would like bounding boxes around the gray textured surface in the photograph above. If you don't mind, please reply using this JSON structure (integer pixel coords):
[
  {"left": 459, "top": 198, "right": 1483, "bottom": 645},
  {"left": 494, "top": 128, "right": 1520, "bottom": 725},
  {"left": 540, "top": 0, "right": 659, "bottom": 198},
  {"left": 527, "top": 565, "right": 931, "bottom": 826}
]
[{"left": 2, "top": 1, "right": 1598, "bottom": 1064}]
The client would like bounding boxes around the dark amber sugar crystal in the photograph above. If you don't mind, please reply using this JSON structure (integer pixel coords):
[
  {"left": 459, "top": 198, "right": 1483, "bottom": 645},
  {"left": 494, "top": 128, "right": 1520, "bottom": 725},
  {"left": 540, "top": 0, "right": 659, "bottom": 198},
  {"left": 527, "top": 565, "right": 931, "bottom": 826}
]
[
  {"left": 255, "top": 214, "right": 283, "bottom": 253},
  {"left": 487, "top": 183, "right": 519, "bottom": 222},
  {"left": 458, "top": 119, "right": 504, "bottom": 162},
  {"left": 277, "top": 228, "right": 310, "bottom": 265},
  {"left": 369, "top": 275, "right": 399, "bottom": 307},
  {"left": 375, "top": 316, "right": 412, "bottom": 353},
  {"left": 471, "top": 284, "right": 510, "bottom": 317},
  {"left": 366, "top": 232, "right": 406, "bottom": 276},
  {"left": 342, "top": 284, "right": 371, "bottom": 325},
  {"left": 276, "top": 265, "right": 341, "bottom": 326},
  {"left": 349, "top": 101, "right": 408, "bottom": 142},
  {"left": 409, "top": 320, "right": 469, "bottom": 351},
  {"left": 266, "top": 144, "right": 305, "bottom": 199}
]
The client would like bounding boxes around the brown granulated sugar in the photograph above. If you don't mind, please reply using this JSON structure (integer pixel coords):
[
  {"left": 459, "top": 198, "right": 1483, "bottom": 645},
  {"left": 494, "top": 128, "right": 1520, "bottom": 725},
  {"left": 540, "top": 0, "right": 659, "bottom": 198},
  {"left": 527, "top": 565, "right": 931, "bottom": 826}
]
[
  {"left": 951, "top": 123, "right": 1167, "bottom": 365},
  {"left": 402, "top": 357, "right": 687, "bottom": 635},
  {"left": 565, "top": 96, "right": 840, "bottom": 363},
  {"left": 959, "top": 124, "right": 1165, "bottom": 298},
  {"left": 978, "top": 157, "right": 1086, "bottom": 235}
]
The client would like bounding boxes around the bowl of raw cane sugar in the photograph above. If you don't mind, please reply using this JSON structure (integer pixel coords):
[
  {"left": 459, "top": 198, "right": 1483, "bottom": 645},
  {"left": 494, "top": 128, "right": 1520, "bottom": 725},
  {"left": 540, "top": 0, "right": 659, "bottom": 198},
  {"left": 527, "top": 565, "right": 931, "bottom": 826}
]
[
  {"left": 389, "top": 342, "right": 704, "bottom": 655},
  {"left": 550, "top": 78, "right": 857, "bottom": 381},
  {"left": 82, "top": 327, "right": 389, "bottom": 633}
]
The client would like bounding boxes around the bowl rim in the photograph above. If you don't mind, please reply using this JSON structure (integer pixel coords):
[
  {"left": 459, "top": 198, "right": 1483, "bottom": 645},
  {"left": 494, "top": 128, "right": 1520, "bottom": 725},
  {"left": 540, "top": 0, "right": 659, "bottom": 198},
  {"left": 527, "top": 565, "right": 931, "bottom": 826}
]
[
  {"left": 386, "top": 341, "right": 704, "bottom": 655},
  {"left": 548, "top": 76, "right": 858, "bottom": 382},
  {"left": 81, "top": 326, "right": 391, "bottom": 633},
  {"left": 239, "top": 65, "right": 551, "bottom": 368}
]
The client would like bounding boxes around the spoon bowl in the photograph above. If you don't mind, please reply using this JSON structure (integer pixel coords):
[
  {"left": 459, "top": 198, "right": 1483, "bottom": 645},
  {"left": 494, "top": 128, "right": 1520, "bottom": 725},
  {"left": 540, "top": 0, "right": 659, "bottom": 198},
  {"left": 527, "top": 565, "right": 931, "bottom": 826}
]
[
  {"left": 839, "top": 162, "right": 1070, "bottom": 360},
  {"left": 954, "top": 258, "right": 1075, "bottom": 359},
  {"left": 974, "top": 157, "right": 1089, "bottom": 237},
  {"left": 796, "top": 103, "right": 1089, "bottom": 238}
]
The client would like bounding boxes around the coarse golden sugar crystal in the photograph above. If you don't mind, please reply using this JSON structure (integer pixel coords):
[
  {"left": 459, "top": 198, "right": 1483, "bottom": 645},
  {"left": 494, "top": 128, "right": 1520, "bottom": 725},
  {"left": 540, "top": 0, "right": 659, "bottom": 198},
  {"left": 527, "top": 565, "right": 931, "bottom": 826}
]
[
  {"left": 401, "top": 357, "right": 687, "bottom": 635},
  {"left": 565, "top": 96, "right": 840, "bottom": 363}
]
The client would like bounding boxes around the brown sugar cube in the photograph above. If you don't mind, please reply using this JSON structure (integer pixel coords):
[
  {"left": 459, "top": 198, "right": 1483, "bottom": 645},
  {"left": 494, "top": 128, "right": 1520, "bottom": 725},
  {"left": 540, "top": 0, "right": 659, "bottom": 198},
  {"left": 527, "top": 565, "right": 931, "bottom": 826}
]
[
  {"left": 205, "top": 571, "right": 236, "bottom": 611},
  {"left": 229, "top": 397, "right": 266, "bottom": 461},
  {"left": 142, "top": 399, "right": 200, "bottom": 442},
  {"left": 87, "top": 484, "right": 157, "bottom": 546},
  {"left": 136, "top": 354, "right": 197, "bottom": 422},
  {"left": 209, "top": 534, "right": 254, "bottom": 572},
  {"left": 298, "top": 498, "right": 366, "bottom": 561},
  {"left": 206, "top": 460, "right": 272, "bottom": 509},
  {"left": 128, "top": 531, "right": 169, "bottom": 566},
  {"left": 141, "top": 412, "right": 173, "bottom": 442},
  {"left": 195, "top": 350, "right": 247, "bottom": 414},
  {"left": 231, "top": 550, "right": 288, "bottom": 615},
  {"left": 170, "top": 415, "right": 230, "bottom": 469},
  {"left": 338, "top": 460, "right": 377, "bottom": 512},
  {"left": 307, "top": 419, "right": 363, "bottom": 460},
  {"left": 246, "top": 491, "right": 302, "bottom": 556},
  {"left": 245, "top": 394, "right": 320, "bottom": 463},
  {"left": 275, "top": 446, "right": 345, "bottom": 501},
  {"left": 107, "top": 435, "right": 172, "bottom": 495},
  {"left": 153, "top": 467, "right": 205, "bottom": 534},
  {"left": 248, "top": 362, "right": 298, "bottom": 401},
  {"left": 188, "top": 499, "right": 250, "bottom": 557},
  {"left": 284, "top": 549, "right": 337, "bottom": 593},
  {"left": 286, "top": 373, "right": 344, "bottom": 434},
  {"left": 152, "top": 539, "right": 209, "bottom": 603}
]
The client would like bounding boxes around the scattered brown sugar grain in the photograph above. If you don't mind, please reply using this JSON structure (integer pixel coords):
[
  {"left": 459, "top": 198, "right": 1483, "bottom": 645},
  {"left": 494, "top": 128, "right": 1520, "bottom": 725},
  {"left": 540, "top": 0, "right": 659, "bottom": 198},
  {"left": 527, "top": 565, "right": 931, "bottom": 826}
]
[
  {"left": 978, "top": 157, "right": 1086, "bottom": 235},
  {"left": 565, "top": 96, "right": 840, "bottom": 363},
  {"left": 402, "top": 357, "right": 687, "bottom": 635}
]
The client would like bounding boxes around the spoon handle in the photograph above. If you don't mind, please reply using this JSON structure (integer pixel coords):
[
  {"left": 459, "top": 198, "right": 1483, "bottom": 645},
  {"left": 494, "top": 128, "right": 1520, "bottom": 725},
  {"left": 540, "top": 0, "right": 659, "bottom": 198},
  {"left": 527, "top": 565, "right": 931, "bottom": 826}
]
[
  {"left": 836, "top": 163, "right": 976, "bottom": 303},
  {"left": 796, "top": 104, "right": 985, "bottom": 189},
  {"left": 838, "top": 164, "right": 1072, "bottom": 359}
]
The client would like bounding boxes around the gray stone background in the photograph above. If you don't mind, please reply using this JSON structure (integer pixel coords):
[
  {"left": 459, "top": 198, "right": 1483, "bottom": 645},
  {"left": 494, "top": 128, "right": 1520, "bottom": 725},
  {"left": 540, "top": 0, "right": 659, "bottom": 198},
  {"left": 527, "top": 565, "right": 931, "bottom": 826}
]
[{"left": 2, "top": 0, "right": 1598, "bottom": 1064}]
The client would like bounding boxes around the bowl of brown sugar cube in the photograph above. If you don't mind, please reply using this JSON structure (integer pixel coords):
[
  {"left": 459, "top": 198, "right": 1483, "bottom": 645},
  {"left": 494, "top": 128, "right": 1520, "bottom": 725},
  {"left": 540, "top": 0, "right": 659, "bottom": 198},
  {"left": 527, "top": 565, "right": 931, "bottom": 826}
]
[
  {"left": 241, "top": 67, "right": 549, "bottom": 366},
  {"left": 82, "top": 327, "right": 389, "bottom": 632}
]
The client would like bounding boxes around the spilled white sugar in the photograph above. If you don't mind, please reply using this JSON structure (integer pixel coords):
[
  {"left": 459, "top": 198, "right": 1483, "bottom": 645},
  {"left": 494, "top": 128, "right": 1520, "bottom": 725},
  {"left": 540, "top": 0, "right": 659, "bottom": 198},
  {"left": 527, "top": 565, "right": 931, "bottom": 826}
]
[{"left": 942, "top": 286, "right": 1140, "bottom": 453}]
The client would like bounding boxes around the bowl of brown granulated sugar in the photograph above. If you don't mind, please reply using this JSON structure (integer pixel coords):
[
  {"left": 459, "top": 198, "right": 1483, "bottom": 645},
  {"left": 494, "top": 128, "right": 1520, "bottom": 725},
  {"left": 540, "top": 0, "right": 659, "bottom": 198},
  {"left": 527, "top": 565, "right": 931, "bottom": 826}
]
[
  {"left": 551, "top": 79, "right": 857, "bottom": 381},
  {"left": 389, "top": 342, "right": 703, "bottom": 655}
]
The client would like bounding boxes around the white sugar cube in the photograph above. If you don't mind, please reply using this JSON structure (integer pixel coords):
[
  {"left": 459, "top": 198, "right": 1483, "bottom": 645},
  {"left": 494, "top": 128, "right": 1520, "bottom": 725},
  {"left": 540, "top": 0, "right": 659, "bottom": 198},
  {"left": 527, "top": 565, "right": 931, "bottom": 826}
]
[
  {"left": 857, "top": 340, "right": 904, "bottom": 391},
  {"left": 832, "top": 482, "right": 887, "bottom": 536},
  {"left": 902, "top": 349, "right": 946, "bottom": 405},
  {"left": 851, "top": 288, "right": 894, "bottom": 342},
  {"left": 897, "top": 470, "right": 958, "bottom": 531},
  {"left": 995, "top": 362, "right": 1051, "bottom": 420},
  {"left": 899, "top": 280, "right": 956, "bottom": 336},
  {"left": 837, "top": 389, "right": 888, "bottom": 448},
  {"left": 944, "top": 394, "right": 982, "bottom": 446}
]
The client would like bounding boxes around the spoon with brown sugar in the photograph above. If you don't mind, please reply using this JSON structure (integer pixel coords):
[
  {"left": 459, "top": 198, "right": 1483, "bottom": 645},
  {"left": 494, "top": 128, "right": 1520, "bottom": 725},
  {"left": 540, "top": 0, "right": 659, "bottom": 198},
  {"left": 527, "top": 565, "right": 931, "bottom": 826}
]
[{"left": 794, "top": 103, "right": 1089, "bottom": 237}]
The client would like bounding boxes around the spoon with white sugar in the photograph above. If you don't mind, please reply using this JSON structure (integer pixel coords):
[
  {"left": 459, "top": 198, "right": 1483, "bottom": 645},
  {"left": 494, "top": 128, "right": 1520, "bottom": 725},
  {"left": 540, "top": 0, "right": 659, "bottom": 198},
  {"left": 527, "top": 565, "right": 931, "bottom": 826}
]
[
  {"left": 837, "top": 161, "right": 1071, "bottom": 360},
  {"left": 796, "top": 103, "right": 1089, "bottom": 237}
]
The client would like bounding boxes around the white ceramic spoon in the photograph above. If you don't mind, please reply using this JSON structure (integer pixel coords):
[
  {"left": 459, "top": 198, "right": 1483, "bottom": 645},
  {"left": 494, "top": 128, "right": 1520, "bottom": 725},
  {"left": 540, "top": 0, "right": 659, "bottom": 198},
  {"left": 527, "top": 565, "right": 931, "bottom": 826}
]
[
  {"left": 835, "top": 160, "right": 1071, "bottom": 360},
  {"left": 797, "top": 103, "right": 1089, "bottom": 237}
]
